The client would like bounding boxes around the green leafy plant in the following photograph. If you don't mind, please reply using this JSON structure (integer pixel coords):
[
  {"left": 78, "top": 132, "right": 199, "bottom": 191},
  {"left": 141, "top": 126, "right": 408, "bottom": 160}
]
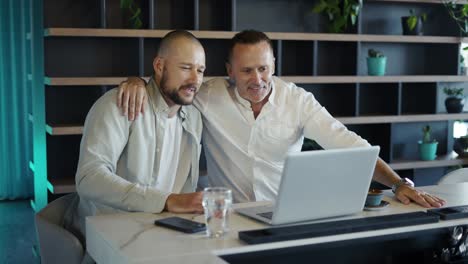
[
  {"left": 443, "top": 87, "right": 465, "bottom": 97},
  {"left": 422, "top": 125, "right": 436, "bottom": 143},
  {"left": 368, "top": 49, "right": 384, "bottom": 58},
  {"left": 312, "top": 0, "right": 363, "bottom": 33},
  {"left": 443, "top": 1, "right": 468, "bottom": 36},
  {"left": 120, "top": 0, "right": 143, "bottom": 29},
  {"left": 406, "top": 9, "right": 427, "bottom": 31}
]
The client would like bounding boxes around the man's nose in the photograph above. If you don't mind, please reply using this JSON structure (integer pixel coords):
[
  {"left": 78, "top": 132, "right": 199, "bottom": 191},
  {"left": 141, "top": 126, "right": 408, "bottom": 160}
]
[
  {"left": 251, "top": 71, "right": 261, "bottom": 85},
  {"left": 189, "top": 69, "right": 200, "bottom": 84}
]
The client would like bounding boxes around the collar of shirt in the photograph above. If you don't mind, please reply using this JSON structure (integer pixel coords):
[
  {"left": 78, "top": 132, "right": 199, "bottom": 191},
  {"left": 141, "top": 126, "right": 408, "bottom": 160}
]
[
  {"left": 233, "top": 78, "right": 278, "bottom": 110},
  {"left": 146, "top": 77, "right": 188, "bottom": 121}
]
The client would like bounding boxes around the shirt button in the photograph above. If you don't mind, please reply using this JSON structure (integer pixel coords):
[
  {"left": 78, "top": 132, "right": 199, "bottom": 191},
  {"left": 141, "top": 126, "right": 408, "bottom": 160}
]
[{"left": 156, "top": 148, "right": 160, "bottom": 152}]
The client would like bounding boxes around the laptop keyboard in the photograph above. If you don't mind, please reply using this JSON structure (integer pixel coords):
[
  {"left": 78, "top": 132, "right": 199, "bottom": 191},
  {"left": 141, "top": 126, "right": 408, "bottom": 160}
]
[
  {"left": 239, "top": 211, "right": 440, "bottom": 244},
  {"left": 257, "top": 212, "right": 274, "bottom": 220}
]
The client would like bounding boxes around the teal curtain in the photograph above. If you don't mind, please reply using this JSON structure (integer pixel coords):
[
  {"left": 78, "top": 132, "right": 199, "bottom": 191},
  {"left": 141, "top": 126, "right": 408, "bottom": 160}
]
[{"left": 0, "top": 0, "right": 34, "bottom": 199}]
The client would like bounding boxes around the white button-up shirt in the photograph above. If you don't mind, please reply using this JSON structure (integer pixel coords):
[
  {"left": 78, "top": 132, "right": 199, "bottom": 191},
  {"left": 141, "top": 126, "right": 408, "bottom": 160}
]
[{"left": 194, "top": 77, "right": 370, "bottom": 203}]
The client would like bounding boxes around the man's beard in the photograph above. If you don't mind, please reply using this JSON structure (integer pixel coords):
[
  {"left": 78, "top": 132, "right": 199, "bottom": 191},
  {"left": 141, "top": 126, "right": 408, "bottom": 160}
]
[{"left": 160, "top": 69, "right": 197, "bottom": 106}]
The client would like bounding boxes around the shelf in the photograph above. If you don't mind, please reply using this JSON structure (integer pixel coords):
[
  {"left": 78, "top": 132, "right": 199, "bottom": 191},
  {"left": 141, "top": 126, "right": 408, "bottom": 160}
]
[
  {"left": 45, "top": 28, "right": 233, "bottom": 39},
  {"left": 282, "top": 76, "right": 468, "bottom": 84},
  {"left": 30, "top": 200, "right": 37, "bottom": 212},
  {"left": 390, "top": 152, "right": 468, "bottom": 170},
  {"left": 46, "top": 113, "right": 468, "bottom": 137},
  {"left": 45, "top": 77, "right": 128, "bottom": 86},
  {"left": 368, "top": 0, "right": 468, "bottom": 4},
  {"left": 47, "top": 178, "right": 75, "bottom": 194},
  {"left": 46, "top": 124, "right": 83, "bottom": 135},
  {"left": 338, "top": 113, "right": 468, "bottom": 124},
  {"left": 45, "top": 28, "right": 468, "bottom": 43},
  {"left": 45, "top": 76, "right": 223, "bottom": 86},
  {"left": 45, "top": 76, "right": 468, "bottom": 86}
]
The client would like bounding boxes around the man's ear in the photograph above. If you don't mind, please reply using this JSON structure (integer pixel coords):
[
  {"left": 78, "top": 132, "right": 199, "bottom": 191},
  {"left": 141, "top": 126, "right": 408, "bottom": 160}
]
[
  {"left": 272, "top": 57, "right": 276, "bottom": 76},
  {"left": 153, "top": 57, "right": 164, "bottom": 75},
  {"left": 226, "top": 62, "right": 233, "bottom": 79}
]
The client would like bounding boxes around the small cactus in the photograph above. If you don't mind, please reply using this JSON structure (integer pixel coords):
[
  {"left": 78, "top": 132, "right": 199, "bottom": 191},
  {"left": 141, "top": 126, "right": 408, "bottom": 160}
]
[
  {"left": 368, "top": 49, "right": 384, "bottom": 58},
  {"left": 422, "top": 125, "right": 432, "bottom": 143}
]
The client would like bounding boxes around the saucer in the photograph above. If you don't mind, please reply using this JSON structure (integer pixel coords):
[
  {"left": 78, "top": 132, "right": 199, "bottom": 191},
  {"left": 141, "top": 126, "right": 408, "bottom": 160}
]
[{"left": 364, "top": 200, "right": 390, "bottom": 211}]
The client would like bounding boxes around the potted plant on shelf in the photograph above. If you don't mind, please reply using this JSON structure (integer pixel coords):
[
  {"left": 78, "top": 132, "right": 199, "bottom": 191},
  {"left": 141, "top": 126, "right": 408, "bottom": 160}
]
[
  {"left": 401, "top": 9, "right": 427, "bottom": 35},
  {"left": 443, "top": 87, "right": 465, "bottom": 113},
  {"left": 367, "top": 49, "right": 387, "bottom": 76},
  {"left": 120, "top": 0, "right": 143, "bottom": 29},
  {"left": 418, "top": 125, "right": 438, "bottom": 161},
  {"left": 460, "top": 55, "right": 467, "bottom": 75},
  {"left": 312, "top": 0, "right": 363, "bottom": 33},
  {"left": 442, "top": 1, "right": 468, "bottom": 36}
]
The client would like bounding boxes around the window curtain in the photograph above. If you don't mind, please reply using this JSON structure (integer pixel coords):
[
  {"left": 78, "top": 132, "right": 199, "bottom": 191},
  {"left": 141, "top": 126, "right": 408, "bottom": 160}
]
[{"left": 0, "top": 0, "right": 34, "bottom": 199}]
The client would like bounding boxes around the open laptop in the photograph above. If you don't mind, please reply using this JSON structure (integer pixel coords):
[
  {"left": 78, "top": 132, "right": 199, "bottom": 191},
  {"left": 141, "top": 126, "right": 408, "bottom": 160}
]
[{"left": 236, "top": 146, "right": 380, "bottom": 225}]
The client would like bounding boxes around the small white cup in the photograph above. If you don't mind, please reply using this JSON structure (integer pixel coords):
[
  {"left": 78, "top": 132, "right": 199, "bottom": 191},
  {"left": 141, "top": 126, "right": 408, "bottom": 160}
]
[{"left": 202, "top": 187, "right": 232, "bottom": 238}]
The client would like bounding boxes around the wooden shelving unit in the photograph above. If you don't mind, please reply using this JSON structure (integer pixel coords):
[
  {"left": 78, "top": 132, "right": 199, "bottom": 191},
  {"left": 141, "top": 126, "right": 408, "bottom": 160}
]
[
  {"left": 338, "top": 114, "right": 468, "bottom": 124},
  {"left": 30, "top": 0, "right": 468, "bottom": 210},
  {"left": 45, "top": 113, "right": 468, "bottom": 136},
  {"left": 46, "top": 124, "right": 83, "bottom": 135},
  {"left": 50, "top": 156, "right": 468, "bottom": 192},
  {"left": 45, "top": 28, "right": 468, "bottom": 43},
  {"left": 368, "top": 0, "right": 468, "bottom": 4},
  {"left": 282, "top": 76, "right": 468, "bottom": 84},
  {"left": 45, "top": 75, "right": 468, "bottom": 85},
  {"left": 47, "top": 177, "right": 75, "bottom": 194},
  {"left": 390, "top": 152, "right": 468, "bottom": 170},
  {"left": 45, "top": 76, "right": 223, "bottom": 86}
]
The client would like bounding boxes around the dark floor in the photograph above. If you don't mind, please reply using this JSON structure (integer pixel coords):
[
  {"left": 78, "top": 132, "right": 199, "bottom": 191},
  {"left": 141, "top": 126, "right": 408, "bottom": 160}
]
[{"left": 0, "top": 200, "right": 38, "bottom": 264}]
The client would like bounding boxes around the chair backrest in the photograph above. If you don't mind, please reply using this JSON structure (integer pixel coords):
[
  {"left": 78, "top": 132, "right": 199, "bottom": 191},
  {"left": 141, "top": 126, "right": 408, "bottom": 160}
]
[
  {"left": 35, "top": 193, "right": 84, "bottom": 264},
  {"left": 438, "top": 168, "right": 468, "bottom": 185}
]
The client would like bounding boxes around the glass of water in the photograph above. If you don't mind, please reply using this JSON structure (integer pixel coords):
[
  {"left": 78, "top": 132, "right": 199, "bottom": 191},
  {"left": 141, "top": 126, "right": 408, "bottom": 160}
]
[{"left": 202, "top": 187, "right": 233, "bottom": 238}]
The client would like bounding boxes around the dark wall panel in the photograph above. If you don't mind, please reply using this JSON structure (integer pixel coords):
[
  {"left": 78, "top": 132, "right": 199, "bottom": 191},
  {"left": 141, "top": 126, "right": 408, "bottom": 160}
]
[
  {"left": 300, "top": 83, "right": 356, "bottom": 117},
  {"left": 45, "top": 38, "right": 140, "bottom": 77}
]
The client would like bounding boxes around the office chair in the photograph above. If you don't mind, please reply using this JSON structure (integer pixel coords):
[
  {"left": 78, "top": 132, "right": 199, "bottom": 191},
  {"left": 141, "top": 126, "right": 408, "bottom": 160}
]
[
  {"left": 35, "top": 193, "right": 84, "bottom": 264},
  {"left": 438, "top": 168, "right": 468, "bottom": 185}
]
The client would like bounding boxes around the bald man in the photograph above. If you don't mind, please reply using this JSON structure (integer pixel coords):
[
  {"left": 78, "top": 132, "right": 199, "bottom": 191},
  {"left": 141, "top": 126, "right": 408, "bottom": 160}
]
[{"left": 73, "top": 30, "right": 206, "bottom": 238}]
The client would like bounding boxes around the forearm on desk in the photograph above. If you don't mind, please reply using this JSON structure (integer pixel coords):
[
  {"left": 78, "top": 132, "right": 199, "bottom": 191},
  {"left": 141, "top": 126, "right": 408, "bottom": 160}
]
[{"left": 372, "top": 158, "right": 401, "bottom": 188}]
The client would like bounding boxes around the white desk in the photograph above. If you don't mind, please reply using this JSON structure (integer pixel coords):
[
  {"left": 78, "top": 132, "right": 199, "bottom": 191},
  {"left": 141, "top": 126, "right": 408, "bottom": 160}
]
[{"left": 86, "top": 183, "right": 468, "bottom": 264}]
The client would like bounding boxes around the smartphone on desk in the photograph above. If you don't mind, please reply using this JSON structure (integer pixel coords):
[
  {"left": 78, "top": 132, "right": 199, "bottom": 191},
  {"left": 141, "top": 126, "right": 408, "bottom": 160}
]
[{"left": 154, "top": 216, "right": 206, "bottom": 234}]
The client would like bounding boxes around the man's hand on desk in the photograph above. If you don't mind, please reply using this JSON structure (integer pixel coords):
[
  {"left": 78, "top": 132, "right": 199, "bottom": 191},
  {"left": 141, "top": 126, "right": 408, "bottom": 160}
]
[
  {"left": 165, "top": 192, "right": 204, "bottom": 214},
  {"left": 394, "top": 185, "right": 446, "bottom": 208}
]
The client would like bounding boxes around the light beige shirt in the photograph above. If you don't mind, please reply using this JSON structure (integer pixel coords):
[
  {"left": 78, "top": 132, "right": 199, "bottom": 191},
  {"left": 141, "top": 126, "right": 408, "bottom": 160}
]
[
  {"left": 195, "top": 76, "right": 370, "bottom": 203},
  {"left": 156, "top": 115, "right": 182, "bottom": 191},
  {"left": 75, "top": 78, "right": 202, "bottom": 234}
]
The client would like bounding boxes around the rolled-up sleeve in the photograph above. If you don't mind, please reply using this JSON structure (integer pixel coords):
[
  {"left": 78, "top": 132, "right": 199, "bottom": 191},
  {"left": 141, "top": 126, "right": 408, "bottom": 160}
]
[{"left": 75, "top": 90, "right": 170, "bottom": 213}]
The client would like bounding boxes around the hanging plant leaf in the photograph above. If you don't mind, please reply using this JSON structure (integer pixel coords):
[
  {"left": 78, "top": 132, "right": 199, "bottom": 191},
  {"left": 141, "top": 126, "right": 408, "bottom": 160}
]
[{"left": 312, "top": 0, "right": 362, "bottom": 33}]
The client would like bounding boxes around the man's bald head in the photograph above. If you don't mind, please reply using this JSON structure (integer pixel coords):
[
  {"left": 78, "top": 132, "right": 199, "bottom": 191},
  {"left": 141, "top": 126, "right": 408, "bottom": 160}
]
[
  {"left": 152, "top": 30, "right": 206, "bottom": 108},
  {"left": 157, "top": 30, "right": 202, "bottom": 57}
]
